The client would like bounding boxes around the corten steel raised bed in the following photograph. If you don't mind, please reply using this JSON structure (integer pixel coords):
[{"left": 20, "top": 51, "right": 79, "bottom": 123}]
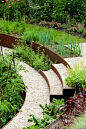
[
  {"left": 0, "top": 34, "right": 75, "bottom": 129},
  {"left": 0, "top": 34, "right": 75, "bottom": 97},
  {"left": 0, "top": 34, "right": 70, "bottom": 68}
]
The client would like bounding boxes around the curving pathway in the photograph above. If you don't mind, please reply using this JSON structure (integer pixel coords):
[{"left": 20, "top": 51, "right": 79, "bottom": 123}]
[
  {"left": 1, "top": 47, "right": 50, "bottom": 129},
  {"left": 1, "top": 42, "right": 86, "bottom": 129}
]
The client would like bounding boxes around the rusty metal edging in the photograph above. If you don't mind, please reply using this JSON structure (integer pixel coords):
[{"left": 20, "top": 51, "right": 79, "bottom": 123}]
[
  {"left": 0, "top": 34, "right": 71, "bottom": 68},
  {"left": 51, "top": 64, "right": 63, "bottom": 88},
  {"left": 0, "top": 34, "right": 72, "bottom": 128}
]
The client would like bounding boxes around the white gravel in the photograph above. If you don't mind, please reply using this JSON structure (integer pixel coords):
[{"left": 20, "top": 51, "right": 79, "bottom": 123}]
[{"left": 1, "top": 42, "right": 86, "bottom": 129}]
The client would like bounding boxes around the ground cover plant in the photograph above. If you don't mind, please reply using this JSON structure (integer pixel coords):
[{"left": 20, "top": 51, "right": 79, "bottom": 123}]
[{"left": 0, "top": 48, "right": 27, "bottom": 128}]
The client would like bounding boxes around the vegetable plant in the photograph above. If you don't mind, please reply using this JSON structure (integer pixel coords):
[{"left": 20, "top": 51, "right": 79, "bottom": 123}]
[
  {"left": 13, "top": 42, "right": 55, "bottom": 71},
  {"left": 0, "top": 48, "right": 27, "bottom": 128},
  {"left": 23, "top": 98, "right": 64, "bottom": 129}
]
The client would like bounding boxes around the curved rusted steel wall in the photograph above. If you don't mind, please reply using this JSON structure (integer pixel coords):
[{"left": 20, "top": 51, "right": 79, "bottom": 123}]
[
  {"left": 27, "top": 41, "right": 71, "bottom": 68},
  {"left": 0, "top": 34, "right": 73, "bottom": 129},
  {"left": 0, "top": 34, "right": 70, "bottom": 68}
]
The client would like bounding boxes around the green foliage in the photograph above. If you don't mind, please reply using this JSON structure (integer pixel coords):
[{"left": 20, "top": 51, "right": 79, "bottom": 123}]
[
  {"left": 24, "top": 98, "right": 64, "bottom": 129},
  {"left": 40, "top": 98, "right": 64, "bottom": 117},
  {"left": 52, "top": 0, "right": 67, "bottom": 23},
  {"left": 13, "top": 42, "right": 54, "bottom": 71},
  {"left": 23, "top": 125, "right": 40, "bottom": 129},
  {"left": 65, "top": 0, "right": 86, "bottom": 22},
  {"left": 0, "top": 17, "right": 26, "bottom": 35},
  {"left": 0, "top": 0, "right": 86, "bottom": 23},
  {"left": 0, "top": 50, "right": 27, "bottom": 128},
  {"left": 0, "top": 0, "right": 29, "bottom": 20},
  {"left": 77, "top": 27, "right": 84, "bottom": 34},
  {"left": 65, "top": 62, "right": 86, "bottom": 90},
  {"left": 28, "top": 0, "right": 86, "bottom": 23},
  {"left": 83, "top": 31, "right": 86, "bottom": 37},
  {"left": 22, "top": 28, "right": 54, "bottom": 46},
  {"left": 69, "top": 34, "right": 82, "bottom": 57}
]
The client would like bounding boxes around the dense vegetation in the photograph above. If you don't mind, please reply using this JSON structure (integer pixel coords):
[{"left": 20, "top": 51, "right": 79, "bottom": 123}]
[
  {"left": 0, "top": 49, "right": 27, "bottom": 128},
  {"left": 0, "top": 0, "right": 86, "bottom": 24},
  {"left": 0, "top": 0, "right": 86, "bottom": 128},
  {"left": 0, "top": 18, "right": 85, "bottom": 58},
  {"left": 13, "top": 43, "right": 55, "bottom": 71},
  {"left": 23, "top": 91, "right": 86, "bottom": 129}
]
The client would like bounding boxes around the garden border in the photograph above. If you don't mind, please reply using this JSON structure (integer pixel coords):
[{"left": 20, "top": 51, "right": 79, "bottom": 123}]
[{"left": 0, "top": 34, "right": 75, "bottom": 129}]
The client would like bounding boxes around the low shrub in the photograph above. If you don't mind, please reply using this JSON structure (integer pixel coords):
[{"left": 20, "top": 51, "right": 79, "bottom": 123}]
[
  {"left": 83, "top": 31, "right": 86, "bottom": 37},
  {"left": 0, "top": 0, "right": 29, "bottom": 20},
  {"left": 77, "top": 27, "right": 84, "bottom": 34},
  {"left": 65, "top": 62, "right": 86, "bottom": 90}
]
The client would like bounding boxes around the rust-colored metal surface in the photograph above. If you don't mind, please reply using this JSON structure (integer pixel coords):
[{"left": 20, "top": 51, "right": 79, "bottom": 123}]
[
  {"left": 0, "top": 34, "right": 71, "bottom": 68},
  {"left": 27, "top": 41, "right": 71, "bottom": 68},
  {"left": 0, "top": 34, "right": 75, "bottom": 129},
  {"left": 51, "top": 64, "right": 63, "bottom": 87},
  {"left": 41, "top": 71, "right": 50, "bottom": 92},
  {"left": 0, "top": 34, "right": 18, "bottom": 48}
]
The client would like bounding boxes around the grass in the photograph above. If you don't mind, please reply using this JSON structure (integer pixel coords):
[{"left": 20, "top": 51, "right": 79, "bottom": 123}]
[
  {"left": 25, "top": 24, "right": 86, "bottom": 45},
  {"left": 0, "top": 18, "right": 86, "bottom": 45},
  {"left": 69, "top": 112, "right": 86, "bottom": 129}
]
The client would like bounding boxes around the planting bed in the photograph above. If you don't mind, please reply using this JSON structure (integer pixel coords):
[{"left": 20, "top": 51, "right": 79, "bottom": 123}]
[
  {"left": 0, "top": 47, "right": 26, "bottom": 129},
  {"left": 44, "top": 91, "right": 86, "bottom": 129},
  {"left": 0, "top": 34, "right": 86, "bottom": 129}
]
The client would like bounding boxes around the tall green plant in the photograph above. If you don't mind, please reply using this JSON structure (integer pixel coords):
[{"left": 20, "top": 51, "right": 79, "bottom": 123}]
[
  {"left": 0, "top": 49, "right": 27, "bottom": 128},
  {"left": 69, "top": 34, "right": 82, "bottom": 56},
  {"left": 13, "top": 42, "right": 54, "bottom": 71}
]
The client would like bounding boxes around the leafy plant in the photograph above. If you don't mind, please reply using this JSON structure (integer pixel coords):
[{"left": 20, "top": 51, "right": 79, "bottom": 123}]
[
  {"left": 65, "top": 62, "right": 86, "bottom": 90},
  {"left": 23, "top": 98, "right": 64, "bottom": 129},
  {"left": 77, "top": 27, "right": 84, "bottom": 34},
  {"left": 83, "top": 31, "right": 86, "bottom": 37},
  {"left": 1, "top": 0, "right": 29, "bottom": 20},
  {"left": 54, "top": 91, "right": 86, "bottom": 128},
  {"left": 69, "top": 34, "right": 82, "bottom": 56},
  {"left": 0, "top": 48, "right": 27, "bottom": 128},
  {"left": 13, "top": 42, "right": 55, "bottom": 71},
  {"left": 23, "top": 125, "right": 40, "bottom": 129}
]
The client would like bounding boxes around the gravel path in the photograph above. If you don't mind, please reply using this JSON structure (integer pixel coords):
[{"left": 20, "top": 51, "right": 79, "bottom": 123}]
[
  {"left": 1, "top": 42, "right": 86, "bottom": 129},
  {"left": 2, "top": 62, "right": 50, "bottom": 129},
  {"left": 42, "top": 69, "right": 62, "bottom": 95},
  {"left": 64, "top": 42, "right": 86, "bottom": 67},
  {"left": 1, "top": 47, "right": 50, "bottom": 129}
]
